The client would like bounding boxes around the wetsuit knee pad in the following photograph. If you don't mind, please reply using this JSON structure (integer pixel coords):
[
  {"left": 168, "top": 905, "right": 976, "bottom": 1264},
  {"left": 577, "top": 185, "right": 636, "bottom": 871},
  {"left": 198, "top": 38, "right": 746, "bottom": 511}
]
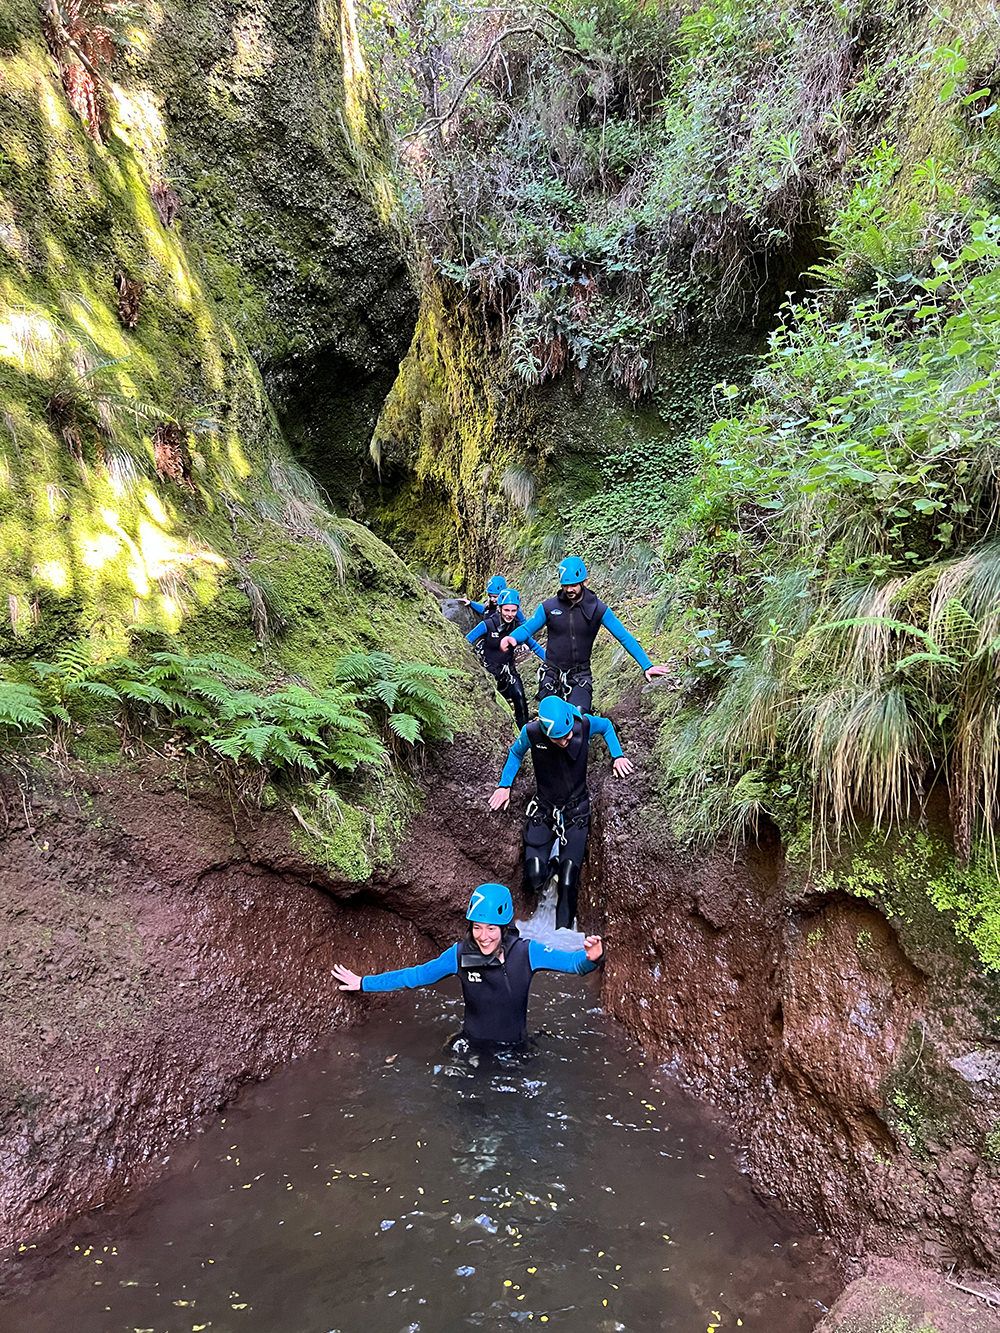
[{"left": 523, "top": 856, "right": 549, "bottom": 895}]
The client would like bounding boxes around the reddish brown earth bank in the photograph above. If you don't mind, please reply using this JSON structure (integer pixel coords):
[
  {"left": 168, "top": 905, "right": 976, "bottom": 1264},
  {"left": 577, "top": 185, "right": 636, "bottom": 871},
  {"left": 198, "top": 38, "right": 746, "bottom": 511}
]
[
  {"left": 587, "top": 696, "right": 1000, "bottom": 1284},
  {"left": 0, "top": 740, "right": 516, "bottom": 1273}
]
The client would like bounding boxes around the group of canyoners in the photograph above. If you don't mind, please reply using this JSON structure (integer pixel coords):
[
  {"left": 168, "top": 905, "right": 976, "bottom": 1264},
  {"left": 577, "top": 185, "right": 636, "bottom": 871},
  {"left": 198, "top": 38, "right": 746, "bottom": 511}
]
[{"left": 333, "top": 558, "right": 669, "bottom": 1048}]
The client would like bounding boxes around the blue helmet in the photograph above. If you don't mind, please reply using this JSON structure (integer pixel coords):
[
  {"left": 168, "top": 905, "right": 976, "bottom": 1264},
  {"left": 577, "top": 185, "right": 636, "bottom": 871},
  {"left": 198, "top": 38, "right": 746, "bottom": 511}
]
[
  {"left": 485, "top": 575, "right": 508, "bottom": 597},
  {"left": 557, "top": 556, "right": 588, "bottom": 586},
  {"left": 498, "top": 588, "right": 521, "bottom": 608},
  {"left": 467, "top": 882, "right": 514, "bottom": 925},
  {"left": 538, "top": 695, "right": 579, "bottom": 739}
]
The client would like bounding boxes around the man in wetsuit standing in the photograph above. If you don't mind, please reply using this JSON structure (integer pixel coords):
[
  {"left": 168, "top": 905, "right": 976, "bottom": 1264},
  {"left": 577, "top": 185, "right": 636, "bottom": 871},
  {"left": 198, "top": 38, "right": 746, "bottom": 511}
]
[
  {"left": 466, "top": 588, "right": 545, "bottom": 729},
  {"left": 488, "top": 695, "right": 633, "bottom": 930},
  {"left": 332, "top": 884, "right": 602, "bottom": 1047},
  {"left": 499, "top": 556, "right": 671, "bottom": 711}
]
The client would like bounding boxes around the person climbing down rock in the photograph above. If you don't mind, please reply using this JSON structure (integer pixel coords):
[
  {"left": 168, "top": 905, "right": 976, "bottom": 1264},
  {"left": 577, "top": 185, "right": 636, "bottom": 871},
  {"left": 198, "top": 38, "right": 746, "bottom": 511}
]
[
  {"left": 466, "top": 588, "right": 545, "bottom": 729},
  {"left": 500, "top": 555, "right": 671, "bottom": 711},
  {"left": 457, "top": 574, "right": 508, "bottom": 622},
  {"left": 488, "top": 695, "right": 632, "bottom": 931},
  {"left": 332, "top": 884, "right": 603, "bottom": 1048}
]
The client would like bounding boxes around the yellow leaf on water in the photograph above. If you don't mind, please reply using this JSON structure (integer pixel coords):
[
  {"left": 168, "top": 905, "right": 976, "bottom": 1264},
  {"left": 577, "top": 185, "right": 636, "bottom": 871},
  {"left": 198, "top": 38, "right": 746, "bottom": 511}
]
[{"left": 527, "top": 1267, "right": 537, "bottom": 1274}]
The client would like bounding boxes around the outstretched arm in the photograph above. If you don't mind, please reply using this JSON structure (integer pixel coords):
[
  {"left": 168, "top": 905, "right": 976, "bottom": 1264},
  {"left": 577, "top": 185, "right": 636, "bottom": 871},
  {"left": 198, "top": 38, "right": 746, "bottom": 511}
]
[
  {"left": 489, "top": 727, "right": 531, "bottom": 810},
  {"left": 469, "top": 600, "right": 487, "bottom": 614},
  {"left": 600, "top": 608, "right": 653, "bottom": 670},
  {"left": 333, "top": 945, "right": 459, "bottom": 993},
  {"left": 601, "top": 608, "right": 673, "bottom": 681},
  {"left": 526, "top": 634, "right": 546, "bottom": 661},
  {"left": 528, "top": 937, "right": 603, "bottom": 974},
  {"left": 503, "top": 604, "right": 546, "bottom": 650},
  {"left": 466, "top": 622, "right": 488, "bottom": 646},
  {"left": 586, "top": 714, "right": 633, "bottom": 778}
]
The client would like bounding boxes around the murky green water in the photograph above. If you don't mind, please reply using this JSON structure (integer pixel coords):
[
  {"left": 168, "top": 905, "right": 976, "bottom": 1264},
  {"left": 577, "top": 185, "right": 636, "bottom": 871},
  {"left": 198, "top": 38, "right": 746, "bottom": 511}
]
[{"left": 1, "top": 947, "right": 836, "bottom": 1332}]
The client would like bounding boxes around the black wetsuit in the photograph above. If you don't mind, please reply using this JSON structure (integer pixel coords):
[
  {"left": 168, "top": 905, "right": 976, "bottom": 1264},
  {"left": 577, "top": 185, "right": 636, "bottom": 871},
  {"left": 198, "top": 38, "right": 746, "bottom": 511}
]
[
  {"left": 534, "top": 589, "right": 609, "bottom": 711},
  {"left": 360, "top": 928, "right": 599, "bottom": 1044},
  {"left": 478, "top": 612, "right": 530, "bottom": 727}
]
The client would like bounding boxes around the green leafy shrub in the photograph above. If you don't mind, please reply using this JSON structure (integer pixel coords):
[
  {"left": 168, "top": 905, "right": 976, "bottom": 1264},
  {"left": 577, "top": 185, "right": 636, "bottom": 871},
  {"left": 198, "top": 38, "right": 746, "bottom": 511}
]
[
  {"left": 334, "top": 651, "right": 456, "bottom": 746},
  {"left": 0, "top": 648, "right": 456, "bottom": 794},
  {"left": 660, "top": 200, "right": 1000, "bottom": 873}
]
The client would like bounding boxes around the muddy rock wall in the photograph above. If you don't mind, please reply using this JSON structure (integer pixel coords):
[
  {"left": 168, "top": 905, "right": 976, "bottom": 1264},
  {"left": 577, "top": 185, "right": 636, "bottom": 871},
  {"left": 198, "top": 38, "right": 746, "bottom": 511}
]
[
  {"left": 0, "top": 737, "right": 517, "bottom": 1260},
  {"left": 587, "top": 707, "right": 1000, "bottom": 1274}
]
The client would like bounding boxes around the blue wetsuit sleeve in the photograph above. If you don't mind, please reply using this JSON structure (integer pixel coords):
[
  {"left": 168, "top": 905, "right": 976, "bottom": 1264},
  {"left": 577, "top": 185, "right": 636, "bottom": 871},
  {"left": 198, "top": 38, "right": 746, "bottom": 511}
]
[
  {"left": 600, "top": 608, "right": 653, "bottom": 671},
  {"left": 527, "top": 635, "right": 546, "bottom": 661},
  {"left": 498, "top": 727, "right": 531, "bottom": 787},
  {"left": 361, "top": 945, "right": 459, "bottom": 992},
  {"left": 527, "top": 940, "right": 599, "bottom": 975},
  {"left": 466, "top": 622, "right": 487, "bottom": 646},
  {"left": 508, "top": 604, "right": 546, "bottom": 646},
  {"left": 586, "top": 714, "right": 624, "bottom": 761},
  {"left": 469, "top": 600, "right": 487, "bottom": 615}
]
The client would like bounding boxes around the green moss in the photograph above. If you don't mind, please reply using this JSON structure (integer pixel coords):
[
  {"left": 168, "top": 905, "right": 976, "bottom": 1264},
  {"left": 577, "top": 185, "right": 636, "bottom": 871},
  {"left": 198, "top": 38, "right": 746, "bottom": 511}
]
[
  {"left": 883, "top": 1023, "right": 964, "bottom": 1159},
  {"left": 0, "top": 0, "right": 488, "bottom": 862},
  {"left": 811, "top": 829, "right": 1000, "bottom": 972},
  {"left": 289, "top": 768, "right": 422, "bottom": 882}
]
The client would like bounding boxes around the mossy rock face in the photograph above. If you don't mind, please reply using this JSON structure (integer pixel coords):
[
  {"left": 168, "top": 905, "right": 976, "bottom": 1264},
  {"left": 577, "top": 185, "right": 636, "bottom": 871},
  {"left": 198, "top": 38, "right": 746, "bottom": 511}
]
[
  {"left": 117, "top": 0, "right": 417, "bottom": 504},
  {"left": 0, "top": 0, "right": 485, "bottom": 875},
  {"left": 794, "top": 825, "right": 1000, "bottom": 990},
  {"left": 368, "top": 278, "right": 746, "bottom": 603}
]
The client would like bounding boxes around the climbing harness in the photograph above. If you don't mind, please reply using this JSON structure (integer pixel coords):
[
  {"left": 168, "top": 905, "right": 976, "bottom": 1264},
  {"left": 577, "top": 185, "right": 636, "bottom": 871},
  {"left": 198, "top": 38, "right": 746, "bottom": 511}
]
[{"left": 537, "top": 663, "right": 592, "bottom": 704}]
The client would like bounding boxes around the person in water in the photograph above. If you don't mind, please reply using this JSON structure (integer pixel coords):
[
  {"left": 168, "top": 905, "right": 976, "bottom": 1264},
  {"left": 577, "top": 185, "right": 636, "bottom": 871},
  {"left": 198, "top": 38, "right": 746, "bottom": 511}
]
[
  {"left": 500, "top": 556, "right": 671, "bottom": 711},
  {"left": 457, "top": 574, "right": 508, "bottom": 622},
  {"left": 332, "top": 883, "right": 603, "bottom": 1047},
  {"left": 466, "top": 588, "right": 545, "bottom": 729},
  {"left": 488, "top": 695, "right": 632, "bottom": 930}
]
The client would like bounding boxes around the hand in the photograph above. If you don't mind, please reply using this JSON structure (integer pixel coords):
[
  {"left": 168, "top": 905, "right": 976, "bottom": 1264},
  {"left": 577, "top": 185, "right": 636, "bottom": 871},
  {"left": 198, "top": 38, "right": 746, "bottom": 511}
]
[
  {"left": 500, "top": 635, "right": 516, "bottom": 652},
  {"left": 457, "top": 597, "right": 471, "bottom": 606},
  {"left": 584, "top": 935, "right": 603, "bottom": 962},
  {"left": 612, "top": 757, "right": 634, "bottom": 778},
  {"left": 332, "top": 963, "right": 362, "bottom": 991},
  {"left": 644, "top": 664, "right": 672, "bottom": 681},
  {"left": 489, "top": 786, "right": 511, "bottom": 811}
]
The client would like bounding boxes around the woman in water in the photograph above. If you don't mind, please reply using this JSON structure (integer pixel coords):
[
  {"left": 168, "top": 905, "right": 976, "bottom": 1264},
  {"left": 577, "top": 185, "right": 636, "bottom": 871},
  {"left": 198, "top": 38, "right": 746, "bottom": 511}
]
[{"left": 332, "top": 883, "right": 602, "bottom": 1047}]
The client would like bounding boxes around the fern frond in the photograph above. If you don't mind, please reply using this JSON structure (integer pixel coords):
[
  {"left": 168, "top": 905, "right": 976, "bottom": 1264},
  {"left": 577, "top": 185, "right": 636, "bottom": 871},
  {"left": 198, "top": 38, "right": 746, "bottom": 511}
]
[
  {"left": 388, "top": 712, "right": 422, "bottom": 743},
  {"left": 0, "top": 682, "right": 48, "bottom": 730}
]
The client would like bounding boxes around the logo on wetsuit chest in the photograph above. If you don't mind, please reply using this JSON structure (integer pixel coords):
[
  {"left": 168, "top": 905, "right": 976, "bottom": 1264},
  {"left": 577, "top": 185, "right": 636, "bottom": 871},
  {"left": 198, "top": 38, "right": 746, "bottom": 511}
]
[
  {"left": 466, "top": 971, "right": 482, "bottom": 982},
  {"left": 549, "top": 609, "right": 563, "bottom": 616}
]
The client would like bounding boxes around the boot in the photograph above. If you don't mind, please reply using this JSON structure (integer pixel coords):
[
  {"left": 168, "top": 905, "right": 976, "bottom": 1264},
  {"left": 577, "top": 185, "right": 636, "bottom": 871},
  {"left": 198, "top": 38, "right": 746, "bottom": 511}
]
[
  {"left": 523, "top": 856, "right": 548, "bottom": 896},
  {"left": 555, "top": 859, "right": 580, "bottom": 930}
]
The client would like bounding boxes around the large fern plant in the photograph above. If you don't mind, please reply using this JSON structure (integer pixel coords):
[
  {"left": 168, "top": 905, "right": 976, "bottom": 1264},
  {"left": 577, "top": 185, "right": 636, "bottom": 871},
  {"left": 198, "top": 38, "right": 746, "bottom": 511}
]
[
  {"left": 0, "top": 647, "right": 456, "bottom": 794},
  {"left": 334, "top": 651, "right": 455, "bottom": 746}
]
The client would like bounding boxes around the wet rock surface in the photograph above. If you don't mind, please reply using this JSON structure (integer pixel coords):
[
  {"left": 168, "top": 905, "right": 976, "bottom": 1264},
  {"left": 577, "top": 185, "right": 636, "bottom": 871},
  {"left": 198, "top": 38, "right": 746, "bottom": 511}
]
[
  {"left": 815, "top": 1257, "right": 1000, "bottom": 1332},
  {"left": 587, "top": 696, "right": 1000, "bottom": 1276},
  {"left": 0, "top": 736, "right": 515, "bottom": 1269}
]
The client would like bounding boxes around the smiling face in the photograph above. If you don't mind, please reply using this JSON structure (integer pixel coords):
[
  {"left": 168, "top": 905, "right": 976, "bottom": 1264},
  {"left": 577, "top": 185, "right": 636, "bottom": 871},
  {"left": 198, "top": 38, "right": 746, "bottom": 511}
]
[
  {"left": 472, "top": 922, "right": 502, "bottom": 954},
  {"left": 500, "top": 603, "right": 518, "bottom": 624}
]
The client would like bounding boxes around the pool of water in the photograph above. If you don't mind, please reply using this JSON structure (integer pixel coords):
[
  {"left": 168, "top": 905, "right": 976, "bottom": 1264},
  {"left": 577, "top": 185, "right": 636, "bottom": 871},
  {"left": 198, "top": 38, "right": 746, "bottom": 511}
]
[{"left": 1, "top": 915, "right": 836, "bottom": 1332}]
